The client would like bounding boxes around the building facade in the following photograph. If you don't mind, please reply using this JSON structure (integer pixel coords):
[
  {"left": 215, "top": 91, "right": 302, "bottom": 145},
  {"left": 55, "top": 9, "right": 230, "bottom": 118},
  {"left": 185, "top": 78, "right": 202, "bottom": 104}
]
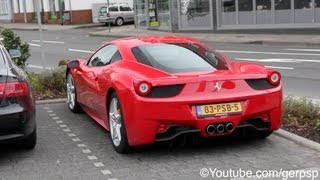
[
  {"left": 11, "top": 0, "right": 132, "bottom": 24},
  {"left": 134, "top": 0, "right": 320, "bottom": 32}
]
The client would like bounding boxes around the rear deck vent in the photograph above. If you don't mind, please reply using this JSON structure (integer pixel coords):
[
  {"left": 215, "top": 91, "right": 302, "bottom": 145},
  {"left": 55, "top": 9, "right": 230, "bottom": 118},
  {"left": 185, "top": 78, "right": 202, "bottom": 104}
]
[{"left": 245, "top": 79, "right": 275, "bottom": 90}]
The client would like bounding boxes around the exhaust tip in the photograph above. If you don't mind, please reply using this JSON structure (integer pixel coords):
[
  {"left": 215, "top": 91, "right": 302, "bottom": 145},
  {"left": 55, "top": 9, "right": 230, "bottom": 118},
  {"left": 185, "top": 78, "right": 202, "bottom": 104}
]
[
  {"left": 206, "top": 125, "right": 215, "bottom": 134},
  {"left": 226, "top": 123, "right": 234, "bottom": 133},
  {"left": 216, "top": 124, "right": 225, "bottom": 133}
]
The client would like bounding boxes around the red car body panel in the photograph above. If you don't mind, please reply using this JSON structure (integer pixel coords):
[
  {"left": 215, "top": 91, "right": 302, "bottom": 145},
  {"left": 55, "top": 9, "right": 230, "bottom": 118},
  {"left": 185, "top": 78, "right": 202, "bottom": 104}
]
[{"left": 68, "top": 36, "right": 283, "bottom": 146}]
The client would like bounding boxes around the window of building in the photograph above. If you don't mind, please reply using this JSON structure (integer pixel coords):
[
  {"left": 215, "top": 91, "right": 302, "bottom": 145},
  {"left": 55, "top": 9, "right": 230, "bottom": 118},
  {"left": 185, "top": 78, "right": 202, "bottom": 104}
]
[
  {"left": 275, "top": 0, "right": 291, "bottom": 10},
  {"left": 239, "top": 0, "right": 253, "bottom": 11},
  {"left": 256, "top": 0, "right": 271, "bottom": 10},
  {"left": 0, "top": 0, "right": 9, "bottom": 15},
  {"left": 316, "top": 0, "right": 320, "bottom": 7},
  {"left": 294, "top": 0, "right": 312, "bottom": 9},
  {"left": 222, "top": 0, "right": 235, "bottom": 12}
]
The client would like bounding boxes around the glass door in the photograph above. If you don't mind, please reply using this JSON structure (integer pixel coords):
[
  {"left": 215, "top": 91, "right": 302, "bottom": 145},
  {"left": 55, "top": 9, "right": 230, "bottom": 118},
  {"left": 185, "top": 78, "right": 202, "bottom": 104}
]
[
  {"left": 294, "top": 0, "right": 313, "bottom": 23},
  {"left": 275, "top": 0, "right": 291, "bottom": 23},
  {"left": 179, "top": 0, "right": 213, "bottom": 30},
  {"left": 135, "top": 0, "right": 148, "bottom": 28},
  {"left": 49, "top": 0, "right": 57, "bottom": 19},
  {"left": 256, "top": 0, "right": 272, "bottom": 24},
  {"left": 157, "top": 0, "right": 171, "bottom": 30}
]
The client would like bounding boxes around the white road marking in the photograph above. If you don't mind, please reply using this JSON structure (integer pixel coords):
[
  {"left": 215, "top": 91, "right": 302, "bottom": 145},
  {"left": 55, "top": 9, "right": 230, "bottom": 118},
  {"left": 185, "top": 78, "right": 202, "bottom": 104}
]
[
  {"left": 63, "top": 128, "right": 71, "bottom": 132},
  {"left": 235, "top": 58, "right": 320, "bottom": 63},
  {"left": 68, "top": 48, "right": 95, "bottom": 54},
  {"left": 94, "top": 162, "right": 105, "bottom": 167},
  {"left": 32, "top": 40, "right": 65, "bottom": 44},
  {"left": 82, "top": 149, "right": 92, "bottom": 154},
  {"left": 218, "top": 50, "right": 320, "bottom": 56},
  {"left": 101, "top": 170, "right": 112, "bottom": 175},
  {"left": 68, "top": 133, "right": 76, "bottom": 137},
  {"left": 28, "top": 43, "right": 41, "bottom": 47},
  {"left": 285, "top": 48, "right": 320, "bottom": 52},
  {"left": 44, "top": 107, "right": 114, "bottom": 178},
  {"left": 265, "top": 66, "right": 294, "bottom": 70},
  {"left": 72, "top": 138, "right": 81, "bottom": 142},
  {"left": 52, "top": 117, "right": 60, "bottom": 120},
  {"left": 88, "top": 156, "right": 98, "bottom": 160},
  {"left": 108, "top": 178, "right": 118, "bottom": 180},
  {"left": 27, "top": 64, "right": 53, "bottom": 70},
  {"left": 77, "top": 144, "right": 87, "bottom": 147}
]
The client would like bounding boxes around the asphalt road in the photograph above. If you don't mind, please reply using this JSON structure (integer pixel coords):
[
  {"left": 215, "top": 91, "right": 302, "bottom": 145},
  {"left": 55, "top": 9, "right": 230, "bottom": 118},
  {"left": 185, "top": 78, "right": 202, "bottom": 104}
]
[
  {"left": 14, "top": 28, "right": 320, "bottom": 100},
  {"left": 0, "top": 103, "right": 319, "bottom": 179}
]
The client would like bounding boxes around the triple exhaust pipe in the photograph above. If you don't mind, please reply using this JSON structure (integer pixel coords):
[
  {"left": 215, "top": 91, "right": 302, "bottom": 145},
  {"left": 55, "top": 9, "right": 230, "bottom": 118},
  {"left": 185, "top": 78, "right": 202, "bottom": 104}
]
[{"left": 206, "top": 123, "right": 234, "bottom": 134}]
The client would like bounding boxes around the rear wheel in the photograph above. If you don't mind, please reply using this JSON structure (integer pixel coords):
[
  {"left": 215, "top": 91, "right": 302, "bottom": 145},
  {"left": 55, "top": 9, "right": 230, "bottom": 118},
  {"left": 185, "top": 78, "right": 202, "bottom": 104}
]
[
  {"left": 115, "top": 18, "right": 124, "bottom": 26},
  {"left": 108, "top": 92, "right": 130, "bottom": 153},
  {"left": 66, "top": 73, "right": 81, "bottom": 113}
]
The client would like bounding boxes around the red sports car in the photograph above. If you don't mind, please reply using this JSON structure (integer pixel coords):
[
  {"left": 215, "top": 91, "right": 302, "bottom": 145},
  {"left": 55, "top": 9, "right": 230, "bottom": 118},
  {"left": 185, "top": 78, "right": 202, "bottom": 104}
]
[{"left": 66, "top": 36, "right": 282, "bottom": 153}]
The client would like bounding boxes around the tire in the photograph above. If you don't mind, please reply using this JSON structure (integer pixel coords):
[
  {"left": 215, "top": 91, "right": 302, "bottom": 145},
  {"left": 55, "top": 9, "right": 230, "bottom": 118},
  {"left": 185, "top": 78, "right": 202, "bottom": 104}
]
[
  {"left": 20, "top": 129, "right": 37, "bottom": 150},
  {"left": 115, "top": 18, "right": 124, "bottom": 26},
  {"left": 108, "top": 92, "right": 130, "bottom": 153},
  {"left": 256, "top": 130, "right": 273, "bottom": 139},
  {"left": 66, "top": 73, "right": 81, "bottom": 113}
]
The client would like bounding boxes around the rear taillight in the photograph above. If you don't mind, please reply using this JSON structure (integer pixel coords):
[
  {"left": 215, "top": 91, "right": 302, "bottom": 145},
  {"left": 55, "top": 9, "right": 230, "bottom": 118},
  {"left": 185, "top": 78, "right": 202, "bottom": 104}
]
[
  {"left": 0, "top": 82, "right": 28, "bottom": 98},
  {"left": 134, "top": 80, "right": 152, "bottom": 96},
  {"left": 267, "top": 71, "right": 281, "bottom": 86}
]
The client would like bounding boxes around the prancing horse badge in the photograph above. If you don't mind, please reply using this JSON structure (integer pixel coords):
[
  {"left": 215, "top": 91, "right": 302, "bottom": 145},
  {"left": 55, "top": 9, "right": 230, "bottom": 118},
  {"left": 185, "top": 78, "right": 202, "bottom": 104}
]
[{"left": 214, "top": 82, "right": 222, "bottom": 92}]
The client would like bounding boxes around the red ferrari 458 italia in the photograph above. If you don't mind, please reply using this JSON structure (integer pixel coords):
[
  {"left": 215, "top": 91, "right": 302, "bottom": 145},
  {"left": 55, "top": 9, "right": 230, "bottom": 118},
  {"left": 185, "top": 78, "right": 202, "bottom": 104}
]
[{"left": 66, "top": 36, "right": 282, "bottom": 153}]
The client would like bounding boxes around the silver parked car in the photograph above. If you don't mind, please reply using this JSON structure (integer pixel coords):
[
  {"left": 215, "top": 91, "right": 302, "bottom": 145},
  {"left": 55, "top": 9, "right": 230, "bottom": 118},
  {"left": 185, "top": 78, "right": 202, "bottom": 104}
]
[{"left": 98, "top": 4, "right": 134, "bottom": 26}]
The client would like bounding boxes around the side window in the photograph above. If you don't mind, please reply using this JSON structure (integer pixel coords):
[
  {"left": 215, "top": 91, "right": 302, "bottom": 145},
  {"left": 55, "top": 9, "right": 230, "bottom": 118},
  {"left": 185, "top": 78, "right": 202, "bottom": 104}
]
[
  {"left": 99, "top": 7, "right": 107, "bottom": 13},
  {"left": 88, "top": 45, "right": 119, "bottom": 67},
  {"left": 120, "top": 6, "right": 132, "bottom": 11},
  {"left": 109, "top": 6, "right": 119, "bottom": 12},
  {"left": 110, "top": 50, "right": 122, "bottom": 64}
]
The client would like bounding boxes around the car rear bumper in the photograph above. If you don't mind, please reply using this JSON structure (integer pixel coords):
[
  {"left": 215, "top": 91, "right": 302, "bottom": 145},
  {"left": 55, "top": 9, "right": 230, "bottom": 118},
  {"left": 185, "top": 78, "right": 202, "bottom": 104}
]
[
  {"left": 121, "top": 89, "right": 282, "bottom": 146},
  {"left": 0, "top": 102, "right": 36, "bottom": 142}
]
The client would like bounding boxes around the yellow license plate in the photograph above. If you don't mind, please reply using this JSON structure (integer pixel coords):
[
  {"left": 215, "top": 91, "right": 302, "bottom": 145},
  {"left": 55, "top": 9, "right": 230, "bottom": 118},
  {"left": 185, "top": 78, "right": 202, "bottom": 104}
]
[{"left": 196, "top": 102, "right": 242, "bottom": 117}]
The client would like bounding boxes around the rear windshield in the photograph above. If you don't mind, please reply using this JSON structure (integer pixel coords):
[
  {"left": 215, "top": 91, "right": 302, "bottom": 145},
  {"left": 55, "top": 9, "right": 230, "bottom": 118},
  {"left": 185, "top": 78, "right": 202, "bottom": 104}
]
[{"left": 131, "top": 43, "right": 228, "bottom": 73}]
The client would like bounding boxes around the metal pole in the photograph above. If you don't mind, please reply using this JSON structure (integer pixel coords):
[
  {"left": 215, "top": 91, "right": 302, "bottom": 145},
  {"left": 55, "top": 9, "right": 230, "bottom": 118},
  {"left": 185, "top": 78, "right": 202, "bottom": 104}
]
[
  {"left": 107, "top": 0, "right": 111, "bottom": 32},
  {"left": 23, "top": 0, "right": 27, "bottom": 23},
  {"left": 36, "top": 0, "right": 46, "bottom": 70},
  {"left": 69, "top": 0, "right": 72, "bottom": 23}
]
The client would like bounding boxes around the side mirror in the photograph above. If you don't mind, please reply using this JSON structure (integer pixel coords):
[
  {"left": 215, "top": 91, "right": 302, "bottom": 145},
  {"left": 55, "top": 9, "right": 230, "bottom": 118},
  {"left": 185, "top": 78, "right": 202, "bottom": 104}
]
[
  {"left": 67, "top": 60, "right": 80, "bottom": 68},
  {"left": 9, "top": 49, "right": 22, "bottom": 58}
]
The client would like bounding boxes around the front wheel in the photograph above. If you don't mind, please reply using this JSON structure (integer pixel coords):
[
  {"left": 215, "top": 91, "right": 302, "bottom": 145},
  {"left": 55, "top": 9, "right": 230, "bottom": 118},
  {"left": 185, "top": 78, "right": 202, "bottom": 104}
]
[
  {"left": 115, "top": 18, "right": 124, "bottom": 26},
  {"left": 66, "top": 73, "right": 81, "bottom": 113},
  {"left": 108, "top": 92, "right": 130, "bottom": 153}
]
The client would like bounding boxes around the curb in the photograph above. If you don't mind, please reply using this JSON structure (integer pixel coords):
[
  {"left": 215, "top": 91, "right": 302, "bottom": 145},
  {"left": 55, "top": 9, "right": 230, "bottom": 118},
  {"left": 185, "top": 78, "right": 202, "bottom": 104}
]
[
  {"left": 36, "top": 98, "right": 66, "bottom": 105},
  {"left": 274, "top": 129, "right": 320, "bottom": 152}
]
